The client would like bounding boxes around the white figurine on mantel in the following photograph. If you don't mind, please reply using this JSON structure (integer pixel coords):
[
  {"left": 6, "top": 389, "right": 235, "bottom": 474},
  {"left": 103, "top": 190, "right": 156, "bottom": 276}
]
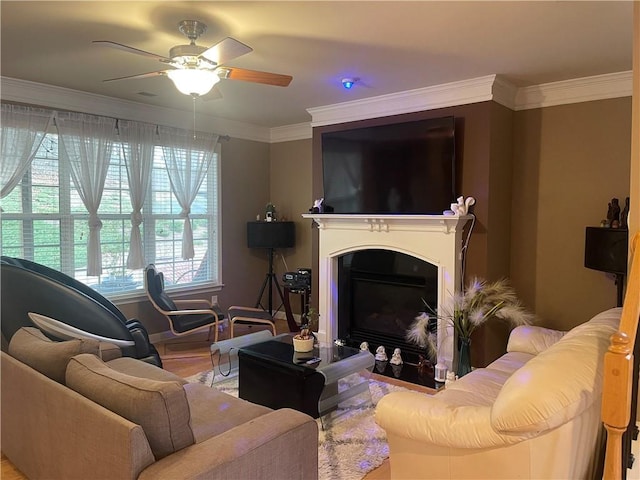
[
  {"left": 375, "top": 346, "right": 388, "bottom": 362},
  {"left": 443, "top": 196, "right": 476, "bottom": 216},
  {"left": 390, "top": 348, "right": 403, "bottom": 365},
  {"left": 360, "top": 341, "right": 369, "bottom": 352}
]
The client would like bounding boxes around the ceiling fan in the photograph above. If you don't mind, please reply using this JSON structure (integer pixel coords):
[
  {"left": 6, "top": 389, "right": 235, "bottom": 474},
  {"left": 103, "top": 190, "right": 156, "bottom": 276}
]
[{"left": 93, "top": 19, "right": 293, "bottom": 97}]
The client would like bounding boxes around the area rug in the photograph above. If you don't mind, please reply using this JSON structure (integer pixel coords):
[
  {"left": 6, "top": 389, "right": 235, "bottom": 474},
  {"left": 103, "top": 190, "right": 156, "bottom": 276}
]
[{"left": 186, "top": 370, "right": 410, "bottom": 480}]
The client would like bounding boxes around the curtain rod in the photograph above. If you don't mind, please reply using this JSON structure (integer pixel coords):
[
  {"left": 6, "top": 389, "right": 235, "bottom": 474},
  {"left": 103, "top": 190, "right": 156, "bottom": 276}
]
[{"left": 2, "top": 101, "right": 232, "bottom": 141}]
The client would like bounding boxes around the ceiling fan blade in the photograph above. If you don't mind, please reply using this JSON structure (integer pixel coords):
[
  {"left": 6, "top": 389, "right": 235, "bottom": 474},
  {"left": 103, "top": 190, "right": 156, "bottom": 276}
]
[
  {"left": 92, "top": 40, "right": 172, "bottom": 63},
  {"left": 200, "top": 37, "right": 253, "bottom": 65},
  {"left": 102, "top": 71, "right": 169, "bottom": 82},
  {"left": 222, "top": 67, "right": 292, "bottom": 87}
]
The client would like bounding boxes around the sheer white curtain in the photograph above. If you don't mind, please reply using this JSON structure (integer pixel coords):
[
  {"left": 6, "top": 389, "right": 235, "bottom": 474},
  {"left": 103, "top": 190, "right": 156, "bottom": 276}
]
[
  {"left": 118, "top": 120, "right": 156, "bottom": 269},
  {"left": 1, "top": 104, "right": 54, "bottom": 199},
  {"left": 57, "top": 112, "right": 117, "bottom": 276},
  {"left": 158, "top": 126, "right": 219, "bottom": 259}
]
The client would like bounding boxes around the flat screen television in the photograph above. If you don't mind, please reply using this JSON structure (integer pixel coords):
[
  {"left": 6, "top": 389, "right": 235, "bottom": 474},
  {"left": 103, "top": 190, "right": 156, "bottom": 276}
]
[{"left": 321, "top": 116, "right": 456, "bottom": 214}]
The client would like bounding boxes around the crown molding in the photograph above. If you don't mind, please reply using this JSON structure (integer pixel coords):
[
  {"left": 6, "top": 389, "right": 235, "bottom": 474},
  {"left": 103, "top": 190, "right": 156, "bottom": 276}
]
[
  {"left": 2, "top": 72, "right": 632, "bottom": 144},
  {"left": 269, "top": 122, "right": 312, "bottom": 143},
  {"left": 0, "top": 76, "right": 271, "bottom": 143},
  {"left": 307, "top": 75, "right": 499, "bottom": 127},
  {"left": 491, "top": 75, "right": 519, "bottom": 110},
  {"left": 514, "top": 71, "right": 632, "bottom": 110}
]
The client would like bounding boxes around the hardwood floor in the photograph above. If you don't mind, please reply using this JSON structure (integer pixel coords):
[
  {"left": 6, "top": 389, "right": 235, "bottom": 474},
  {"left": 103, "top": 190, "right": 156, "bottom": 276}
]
[{"left": 1, "top": 319, "right": 428, "bottom": 479}]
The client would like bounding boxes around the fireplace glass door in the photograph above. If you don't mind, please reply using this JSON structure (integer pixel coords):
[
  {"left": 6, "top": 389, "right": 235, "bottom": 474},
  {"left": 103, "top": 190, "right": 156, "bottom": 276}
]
[{"left": 337, "top": 249, "right": 437, "bottom": 363}]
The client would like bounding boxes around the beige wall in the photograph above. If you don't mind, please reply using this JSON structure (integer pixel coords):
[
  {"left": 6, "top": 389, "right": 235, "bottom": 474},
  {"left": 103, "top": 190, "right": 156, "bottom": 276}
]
[
  {"left": 269, "top": 139, "right": 313, "bottom": 313},
  {"left": 512, "top": 98, "right": 631, "bottom": 331}
]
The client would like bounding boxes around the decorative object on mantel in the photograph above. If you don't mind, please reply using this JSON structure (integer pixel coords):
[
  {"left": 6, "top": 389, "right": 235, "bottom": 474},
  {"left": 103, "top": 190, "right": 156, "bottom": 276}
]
[
  {"left": 408, "top": 278, "right": 534, "bottom": 377},
  {"left": 359, "top": 341, "right": 369, "bottom": 352},
  {"left": 390, "top": 348, "right": 403, "bottom": 365},
  {"left": 443, "top": 195, "right": 476, "bottom": 216},
  {"left": 309, "top": 198, "right": 334, "bottom": 214},
  {"left": 375, "top": 346, "right": 388, "bottom": 362},
  {"left": 334, "top": 339, "right": 346, "bottom": 347}
]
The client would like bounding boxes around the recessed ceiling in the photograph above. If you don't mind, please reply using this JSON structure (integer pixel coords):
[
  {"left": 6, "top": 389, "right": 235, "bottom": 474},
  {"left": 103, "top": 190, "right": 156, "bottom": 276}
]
[{"left": 0, "top": 1, "right": 633, "bottom": 128}]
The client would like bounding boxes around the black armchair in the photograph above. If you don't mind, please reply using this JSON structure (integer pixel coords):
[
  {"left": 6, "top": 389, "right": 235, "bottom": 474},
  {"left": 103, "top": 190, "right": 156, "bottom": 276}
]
[
  {"left": 144, "top": 264, "right": 223, "bottom": 343},
  {"left": 1, "top": 256, "right": 162, "bottom": 367}
]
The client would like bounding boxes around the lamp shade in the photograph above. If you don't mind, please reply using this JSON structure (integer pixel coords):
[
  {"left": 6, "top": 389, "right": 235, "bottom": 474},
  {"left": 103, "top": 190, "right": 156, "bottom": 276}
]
[{"left": 167, "top": 69, "right": 220, "bottom": 96}]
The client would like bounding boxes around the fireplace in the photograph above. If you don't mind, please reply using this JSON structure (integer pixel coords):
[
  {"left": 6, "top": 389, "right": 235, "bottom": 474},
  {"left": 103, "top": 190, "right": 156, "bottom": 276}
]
[
  {"left": 302, "top": 213, "right": 471, "bottom": 370},
  {"left": 336, "top": 249, "right": 437, "bottom": 363}
]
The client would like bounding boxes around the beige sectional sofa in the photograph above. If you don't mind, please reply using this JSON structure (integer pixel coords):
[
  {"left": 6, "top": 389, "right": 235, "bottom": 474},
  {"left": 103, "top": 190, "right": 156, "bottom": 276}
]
[
  {"left": 375, "top": 307, "right": 621, "bottom": 479},
  {"left": 1, "top": 327, "right": 318, "bottom": 480}
]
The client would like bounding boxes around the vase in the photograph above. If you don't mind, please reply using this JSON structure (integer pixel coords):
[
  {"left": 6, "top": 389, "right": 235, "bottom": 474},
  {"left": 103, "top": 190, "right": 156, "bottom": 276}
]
[{"left": 456, "top": 337, "right": 472, "bottom": 377}]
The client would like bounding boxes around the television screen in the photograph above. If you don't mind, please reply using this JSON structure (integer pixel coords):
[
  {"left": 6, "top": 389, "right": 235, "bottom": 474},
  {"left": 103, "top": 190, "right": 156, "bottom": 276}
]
[{"left": 321, "top": 116, "right": 456, "bottom": 214}]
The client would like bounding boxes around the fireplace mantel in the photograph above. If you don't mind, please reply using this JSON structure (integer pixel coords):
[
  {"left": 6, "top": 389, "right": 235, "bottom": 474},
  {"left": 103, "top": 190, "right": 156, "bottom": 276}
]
[
  {"left": 303, "top": 213, "right": 472, "bottom": 369},
  {"left": 302, "top": 213, "right": 469, "bottom": 233}
]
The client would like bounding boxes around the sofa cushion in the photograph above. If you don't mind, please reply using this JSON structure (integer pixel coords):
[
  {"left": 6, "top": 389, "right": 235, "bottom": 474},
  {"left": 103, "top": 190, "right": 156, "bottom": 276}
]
[
  {"left": 491, "top": 308, "right": 620, "bottom": 434},
  {"left": 184, "top": 382, "right": 272, "bottom": 443},
  {"left": 66, "top": 353, "right": 194, "bottom": 459},
  {"left": 506, "top": 325, "right": 566, "bottom": 356},
  {"left": 107, "top": 356, "right": 188, "bottom": 385},
  {"left": 8, "top": 326, "right": 99, "bottom": 384}
]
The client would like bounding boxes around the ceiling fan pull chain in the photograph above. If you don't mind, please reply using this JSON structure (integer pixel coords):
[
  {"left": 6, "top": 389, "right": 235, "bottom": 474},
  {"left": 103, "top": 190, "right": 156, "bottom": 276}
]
[{"left": 192, "top": 95, "right": 197, "bottom": 139}]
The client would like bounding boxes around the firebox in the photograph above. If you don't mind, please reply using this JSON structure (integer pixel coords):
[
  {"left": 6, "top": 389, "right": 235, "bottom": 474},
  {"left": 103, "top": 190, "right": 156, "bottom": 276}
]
[{"left": 336, "top": 249, "right": 437, "bottom": 364}]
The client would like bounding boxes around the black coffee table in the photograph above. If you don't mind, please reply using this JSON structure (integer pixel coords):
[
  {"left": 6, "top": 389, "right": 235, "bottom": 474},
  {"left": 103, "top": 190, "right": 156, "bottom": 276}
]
[{"left": 237, "top": 334, "right": 374, "bottom": 418}]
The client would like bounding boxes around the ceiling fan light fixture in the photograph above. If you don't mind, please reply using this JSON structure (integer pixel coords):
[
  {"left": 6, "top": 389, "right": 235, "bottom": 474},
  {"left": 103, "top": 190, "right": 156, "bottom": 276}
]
[{"left": 167, "top": 69, "right": 220, "bottom": 96}]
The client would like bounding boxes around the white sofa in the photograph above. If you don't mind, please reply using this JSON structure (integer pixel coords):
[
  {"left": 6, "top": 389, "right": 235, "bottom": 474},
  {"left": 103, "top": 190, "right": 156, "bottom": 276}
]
[{"left": 375, "top": 307, "right": 621, "bottom": 479}]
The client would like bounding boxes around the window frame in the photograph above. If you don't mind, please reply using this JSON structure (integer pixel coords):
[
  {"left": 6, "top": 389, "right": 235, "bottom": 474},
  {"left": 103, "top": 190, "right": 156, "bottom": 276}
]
[{"left": 0, "top": 126, "right": 223, "bottom": 301}]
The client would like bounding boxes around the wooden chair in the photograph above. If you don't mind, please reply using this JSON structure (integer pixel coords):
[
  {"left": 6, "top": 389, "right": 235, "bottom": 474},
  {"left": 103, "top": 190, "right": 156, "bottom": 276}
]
[
  {"left": 144, "top": 264, "right": 223, "bottom": 343},
  {"left": 227, "top": 306, "right": 277, "bottom": 338},
  {"left": 602, "top": 231, "right": 640, "bottom": 479}
]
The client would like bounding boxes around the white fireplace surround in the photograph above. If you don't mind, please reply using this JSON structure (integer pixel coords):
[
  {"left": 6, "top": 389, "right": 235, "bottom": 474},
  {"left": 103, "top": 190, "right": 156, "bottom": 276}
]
[{"left": 302, "top": 213, "right": 472, "bottom": 369}]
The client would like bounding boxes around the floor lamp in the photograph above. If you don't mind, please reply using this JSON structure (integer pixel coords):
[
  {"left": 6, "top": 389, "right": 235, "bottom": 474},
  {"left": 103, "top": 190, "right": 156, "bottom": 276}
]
[{"left": 247, "top": 221, "right": 295, "bottom": 316}]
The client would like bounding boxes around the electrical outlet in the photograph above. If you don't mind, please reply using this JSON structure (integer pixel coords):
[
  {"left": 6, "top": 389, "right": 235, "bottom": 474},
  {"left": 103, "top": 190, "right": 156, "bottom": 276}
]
[{"left": 211, "top": 295, "right": 218, "bottom": 305}]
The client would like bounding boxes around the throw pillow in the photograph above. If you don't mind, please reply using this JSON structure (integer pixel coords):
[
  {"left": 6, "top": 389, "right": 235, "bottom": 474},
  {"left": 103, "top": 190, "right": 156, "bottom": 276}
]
[
  {"left": 66, "top": 353, "right": 194, "bottom": 459},
  {"left": 506, "top": 325, "right": 566, "bottom": 356},
  {"left": 8, "top": 326, "right": 100, "bottom": 384}
]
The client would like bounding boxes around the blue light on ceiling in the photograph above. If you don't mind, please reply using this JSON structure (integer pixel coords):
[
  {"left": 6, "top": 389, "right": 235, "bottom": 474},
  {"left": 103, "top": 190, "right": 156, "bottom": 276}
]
[{"left": 341, "top": 78, "right": 356, "bottom": 89}]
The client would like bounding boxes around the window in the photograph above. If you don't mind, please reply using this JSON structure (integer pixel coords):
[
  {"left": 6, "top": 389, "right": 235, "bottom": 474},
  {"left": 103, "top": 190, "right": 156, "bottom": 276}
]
[{"left": 1, "top": 131, "right": 221, "bottom": 298}]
